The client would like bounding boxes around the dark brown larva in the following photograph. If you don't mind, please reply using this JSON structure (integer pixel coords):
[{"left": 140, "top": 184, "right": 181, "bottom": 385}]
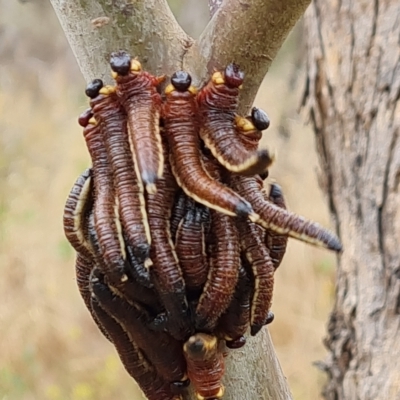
[
  {"left": 81, "top": 108, "right": 128, "bottom": 285},
  {"left": 163, "top": 71, "right": 257, "bottom": 221},
  {"left": 237, "top": 217, "right": 275, "bottom": 336},
  {"left": 89, "top": 280, "right": 180, "bottom": 400},
  {"left": 195, "top": 154, "right": 240, "bottom": 332},
  {"left": 63, "top": 168, "right": 93, "bottom": 259},
  {"left": 90, "top": 268, "right": 187, "bottom": 385},
  {"left": 215, "top": 263, "right": 251, "bottom": 348},
  {"left": 183, "top": 333, "right": 225, "bottom": 400},
  {"left": 264, "top": 183, "right": 289, "bottom": 269},
  {"left": 232, "top": 175, "right": 343, "bottom": 251},
  {"left": 110, "top": 51, "right": 164, "bottom": 194},
  {"left": 146, "top": 134, "right": 192, "bottom": 341},
  {"left": 86, "top": 211, "right": 161, "bottom": 315},
  {"left": 197, "top": 65, "right": 272, "bottom": 176},
  {"left": 175, "top": 198, "right": 209, "bottom": 297},
  {"left": 88, "top": 83, "right": 152, "bottom": 279}
]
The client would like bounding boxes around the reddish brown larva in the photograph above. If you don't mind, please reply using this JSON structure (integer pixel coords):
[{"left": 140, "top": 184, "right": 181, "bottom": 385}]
[
  {"left": 146, "top": 134, "right": 191, "bottom": 341},
  {"left": 86, "top": 80, "right": 152, "bottom": 284},
  {"left": 110, "top": 51, "right": 164, "bottom": 194},
  {"left": 232, "top": 175, "right": 342, "bottom": 251},
  {"left": 237, "top": 217, "right": 275, "bottom": 336},
  {"left": 197, "top": 65, "right": 272, "bottom": 175},
  {"left": 216, "top": 263, "right": 251, "bottom": 348},
  {"left": 63, "top": 168, "right": 93, "bottom": 260},
  {"left": 263, "top": 183, "right": 289, "bottom": 269},
  {"left": 195, "top": 154, "right": 240, "bottom": 332},
  {"left": 183, "top": 333, "right": 225, "bottom": 400},
  {"left": 175, "top": 198, "right": 209, "bottom": 297},
  {"left": 163, "top": 71, "right": 257, "bottom": 221},
  {"left": 80, "top": 105, "right": 128, "bottom": 285}
]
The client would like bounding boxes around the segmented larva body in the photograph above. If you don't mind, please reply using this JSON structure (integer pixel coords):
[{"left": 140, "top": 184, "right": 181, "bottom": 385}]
[
  {"left": 110, "top": 51, "right": 164, "bottom": 194},
  {"left": 232, "top": 175, "right": 343, "bottom": 251},
  {"left": 163, "top": 71, "right": 257, "bottom": 221},
  {"left": 237, "top": 217, "right": 275, "bottom": 336},
  {"left": 263, "top": 183, "right": 289, "bottom": 269},
  {"left": 216, "top": 263, "right": 251, "bottom": 348},
  {"left": 183, "top": 334, "right": 225, "bottom": 400},
  {"left": 63, "top": 167, "right": 93, "bottom": 259},
  {"left": 195, "top": 154, "right": 240, "bottom": 332},
  {"left": 175, "top": 198, "right": 209, "bottom": 297},
  {"left": 197, "top": 64, "right": 271, "bottom": 176},
  {"left": 90, "top": 290, "right": 180, "bottom": 400},
  {"left": 80, "top": 105, "right": 128, "bottom": 284},
  {"left": 146, "top": 135, "right": 191, "bottom": 341},
  {"left": 88, "top": 83, "right": 152, "bottom": 275},
  {"left": 90, "top": 269, "right": 187, "bottom": 385}
]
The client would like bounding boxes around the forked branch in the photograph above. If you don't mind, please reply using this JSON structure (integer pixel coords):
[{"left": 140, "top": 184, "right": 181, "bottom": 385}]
[{"left": 49, "top": 0, "right": 311, "bottom": 399}]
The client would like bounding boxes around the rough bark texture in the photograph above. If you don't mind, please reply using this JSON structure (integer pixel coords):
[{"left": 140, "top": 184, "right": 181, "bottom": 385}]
[
  {"left": 303, "top": 1, "right": 400, "bottom": 399},
  {"left": 48, "top": 0, "right": 313, "bottom": 399}
]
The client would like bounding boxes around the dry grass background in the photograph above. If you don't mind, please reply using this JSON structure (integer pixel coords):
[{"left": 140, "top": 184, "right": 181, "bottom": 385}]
[{"left": 0, "top": 1, "right": 337, "bottom": 399}]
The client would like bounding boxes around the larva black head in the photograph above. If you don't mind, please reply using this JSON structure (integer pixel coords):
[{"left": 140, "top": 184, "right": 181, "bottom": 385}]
[
  {"left": 78, "top": 108, "right": 93, "bottom": 127},
  {"left": 224, "top": 63, "right": 244, "bottom": 88},
  {"left": 187, "top": 337, "right": 205, "bottom": 355},
  {"left": 171, "top": 71, "right": 192, "bottom": 92},
  {"left": 85, "top": 79, "right": 103, "bottom": 99},
  {"left": 110, "top": 51, "right": 131, "bottom": 76},
  {"left": 251, "top": 107, "right": 270, "bottom": 131}
]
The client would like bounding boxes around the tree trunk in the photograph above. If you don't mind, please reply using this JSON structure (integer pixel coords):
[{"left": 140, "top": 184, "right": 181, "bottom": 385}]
[
  {"left": 303, "top": 1, "right": 400, "bottom": 399},
  {"left": 49, "top": 1, "right": 312, "bottom": 399}
]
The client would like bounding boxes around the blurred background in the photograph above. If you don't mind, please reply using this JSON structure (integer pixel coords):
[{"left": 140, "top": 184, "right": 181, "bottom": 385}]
[{"left": 0, "top": 1, "right": 337, "bottom": 399}]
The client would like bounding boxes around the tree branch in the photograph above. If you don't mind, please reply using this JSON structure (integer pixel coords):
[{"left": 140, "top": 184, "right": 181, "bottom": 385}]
[
  {"left": 49, "top": 0, "right": 311, "bottom": 398},
  {"left": 50, "top": 0, "right": 192, "bottom": 82},
  {"left": 184, "top": 0, "right": 311, "bottom": 113}
]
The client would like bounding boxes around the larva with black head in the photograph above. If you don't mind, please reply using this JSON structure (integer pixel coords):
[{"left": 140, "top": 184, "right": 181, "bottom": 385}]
[
  {"left": 89, "top": 272, "right": 180, "bottom": 400},
  {"left": 234, "top": 107, "right": 270, "bottom": 153},
  {"left": 197, "top": 65, "right": 272, "bottom": 175},
  {"left": 86, "top": 80, "right": 152, "bottom": 285},
  {"left": 236, "top": 215, "right": 275, "bottom": 336},
  {"left": 80, "top": 101, "right": 128, "bottom": 285},
  {"left": 146, "top": 134, "right": 192, "bottom": 341},
  {"left": 163, "top": 70, "right": 257, "bottom": 221},
  {"left": 263, "top": 183, "right": 289, "bottom": 270},
  {"left": 215, "top": 262, "right": 251, "bottom": 348},
  {"left": 90, "top": 268, "right": 187, "bottom": 385},
  {"left": 183, "top": 333, "right": 225, "bottom": 400},
  {"left": 175, "top": 198, "right": 209, "bottom": 298},
  {"left": 232, "top": 175, "right": 343, "bottom": 252},
  {"left": 195, "top": 154, "right": 240, "bottom": 332},
  {"left": 110, "top": 51, "right": 164, "bottom": 194}
]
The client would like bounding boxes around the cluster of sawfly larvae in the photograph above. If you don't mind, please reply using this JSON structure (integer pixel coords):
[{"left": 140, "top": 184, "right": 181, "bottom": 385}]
[{"left": 63, "top": 50, "right": 342, "bottom": 400}]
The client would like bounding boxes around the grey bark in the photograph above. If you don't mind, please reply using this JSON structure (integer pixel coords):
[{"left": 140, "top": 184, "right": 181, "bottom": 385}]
[
  {"left": 49, "top": 1, "right": 312, "bottom": 399},
  {"left": 303, "top": 1, "right": 400, "bottom": 399}
]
